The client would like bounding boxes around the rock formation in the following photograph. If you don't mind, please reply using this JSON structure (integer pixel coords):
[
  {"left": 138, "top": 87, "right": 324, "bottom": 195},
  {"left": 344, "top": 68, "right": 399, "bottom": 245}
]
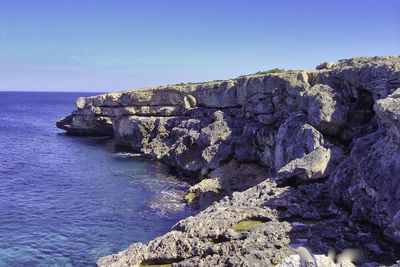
[{"left": 57, "top": 56, "right": 400, "bottom": 266}]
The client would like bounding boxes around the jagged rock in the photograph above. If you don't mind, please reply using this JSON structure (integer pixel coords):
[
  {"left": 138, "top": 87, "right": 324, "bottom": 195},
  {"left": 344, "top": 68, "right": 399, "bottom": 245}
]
[
  {"left": 56, "top": 114, "right": 113, "bottom": 136},
  {"left": 56, "top": 56, "right": 400, "bottom": 266},
  {"left": 330, "top": 131, "right": 400, "bottom": 243},
  {"left": 304, "top": 84, "right": 348, "bottom": 135},
  {"left": 243, "top": 98, "right": 275, "bottom": 115},
  {"left": 394, "top": 211, "right": 400, "bottom": 233},
  {"left": 201, "top": 142, "right": 233, "bottom": 170},
  {"left": 98, "top": 179, "right": 293, "bottom": 266},
  {"left": 316, "top": 56, "right": 400, "bottom": 101},
  {"left": 98, "top": 175, "right": 400, "bottom": 266},
  {"left": 194, "top": 80, "right": 237, "bottom": 108},
  {"left": 374, "top": 88, "right": 400, "bottom": 142},
  {"left": 186, "top": 160, "right": 267, "bottom": 209},
  {"left": 197, "top": 110, "right": 232, "bottom": 147},
  {"left": 113, "top": 116, "right": 152, "bottom": 149},
  {"left": 257, "top": 114, "right": 277, "bottom": 125},
  {"left": 185, "top": 178, "right": 221, "bottom": 209},
  {"left": 316, "top": 61, "right": 334, "bottom": 70},
  {"left": 274, "top": 113, "right": 324, "bottom": 171},
  {"left": 183, "top": 94, "right": 196, "bottom": 110},
  {"left": 169, "top": 131, "right": 203, "bottom": 172},
  {"left": 237, "top": 72, "right": 310, "bottom": 107},
  {"left": 277, "top": 146, "right": 332, "bottom": 180}
]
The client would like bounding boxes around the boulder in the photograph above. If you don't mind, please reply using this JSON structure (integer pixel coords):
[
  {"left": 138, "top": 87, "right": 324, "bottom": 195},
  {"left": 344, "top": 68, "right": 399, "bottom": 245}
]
[
  {"left": 274, "top": 113, "right": 324, "bottom": 171},
  {"left": 304, "top": 84, "right": 348, "bottom": 135},
  {"left": 236, "top": 72, "right": 310, "bottom": 106},
  {"left": 243, "top": 98, "right": 275, "bottom": 115},
  {"left": 56, "top": 114, "right": 113, "bottom": 136},
  {"left": 194, "top": 80, "right": 238, "bottom": 108},
  {"left": 197, "top": 110, "right": 232, "bottom": 147},
  {"left": 186, "top": 160, "right": 267, "bottom": 209},
  {"left": 374, "top": 88, "right": 400, "bottom": 142},
  {"left": 112, "top": 116, "right": 159, "bottom": 150},
  {"left": 316, "top": 56, "right": 400, "bottom": 101},
  {"left": 277, "top": 146, "right": 332, "bottom": 180},
  {"left": 316, "top": 61, "right": 334, "bottom": 70}
]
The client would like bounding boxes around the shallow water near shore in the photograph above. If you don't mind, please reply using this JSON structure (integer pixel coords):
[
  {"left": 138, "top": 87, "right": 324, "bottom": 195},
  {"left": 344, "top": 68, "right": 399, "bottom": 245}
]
[{"left": 0, "top": 92, "right": 194, "bottom": 266}]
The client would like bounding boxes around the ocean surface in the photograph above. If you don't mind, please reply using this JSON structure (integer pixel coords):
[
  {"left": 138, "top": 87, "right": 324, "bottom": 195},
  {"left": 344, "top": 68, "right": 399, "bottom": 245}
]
[{"left": 0, "top": 92, "right": 194, "bottom": 266}]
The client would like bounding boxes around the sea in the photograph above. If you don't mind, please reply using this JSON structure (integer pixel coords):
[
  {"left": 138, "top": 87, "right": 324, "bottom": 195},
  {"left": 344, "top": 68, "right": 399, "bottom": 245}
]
[{"left": 0, "top": 91, "right": 194, "bottom": 266}]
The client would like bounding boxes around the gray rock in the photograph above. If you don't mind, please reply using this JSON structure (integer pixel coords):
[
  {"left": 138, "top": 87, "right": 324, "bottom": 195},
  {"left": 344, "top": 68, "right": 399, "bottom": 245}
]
[
  {"left": 316, "top": 56, "right": 400, "bottom": 101},
  {"left": 394, "top": 211, "right": 400, "bottom": 233},
  {"left": 277, "top": 146, "right": 332, "bottom": 180},
  {"left": 330, "top": 129, "right": 400, "bottom": 243},
  {"left": 304, "top": 84, "right": 348, "bottom": 135},
  {"left": 194, "top": 80, "right": 238, "bottom": 108},
  {"left": 274, "top": 113, "right": 324, "bottom": 171},
  {"left": 316, "top": 61, "right": 334, "bottom": 70},
  {"left": 236, "top": 72, "right": 310, "bottom": 106},
  {"left": 201, "top": 142, "right": 233, "bottom": 170},
  {"left": 374, "top": 88, "right": 400, "bottom": 142},
  {"left": 113, "top": 116, "right": 159, "bottom": 150},
  {"left": 186, "top": 160, "right": 268, "bottom": 209},
  {"left": 243, "top": 98, "right": 275, "bottom": 115},
  {"left": 197, "top": 110, "right": 232, "bottom": 147},
  {"left": 56, "top": 56, "right": 400, "bottom": 266},
  {"left": 56, "top": 114, "right": 113, "bottom": 136},
  {"left": 98, "top": 179, "right": 293, "bottom": 266},
  {"left": 183, "top": 94, "right": 197, "bottom": 109}
]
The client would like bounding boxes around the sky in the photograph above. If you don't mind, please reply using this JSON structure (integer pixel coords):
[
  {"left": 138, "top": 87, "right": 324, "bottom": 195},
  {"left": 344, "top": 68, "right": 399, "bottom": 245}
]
[{"left": 0, "top": 0, "right": 399, "bottom": 92}]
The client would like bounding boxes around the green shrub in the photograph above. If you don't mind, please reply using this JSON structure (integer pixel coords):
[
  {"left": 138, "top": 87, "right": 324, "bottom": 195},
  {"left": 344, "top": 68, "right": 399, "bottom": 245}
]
[
  {"left": 255, "top": 68, "right": 286, "bottom": 74},
  {"left": 235, "top": 67, "right": 294, "bottom": 79}
]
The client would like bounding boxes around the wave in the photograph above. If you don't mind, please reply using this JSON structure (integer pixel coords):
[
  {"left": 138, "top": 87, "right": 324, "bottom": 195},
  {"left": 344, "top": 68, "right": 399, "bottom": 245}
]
[
  {"left": 114, "top": 152, "right": 144, "bottom": 159},
  {"left": 150, "top": 189, "right": 187, "bottom": 214}
]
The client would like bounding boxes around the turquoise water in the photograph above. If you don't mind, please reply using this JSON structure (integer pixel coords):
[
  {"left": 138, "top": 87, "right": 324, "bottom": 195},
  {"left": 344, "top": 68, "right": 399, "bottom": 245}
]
[{"left": 0, "top": 92, "right": 193, "bottom": 266}]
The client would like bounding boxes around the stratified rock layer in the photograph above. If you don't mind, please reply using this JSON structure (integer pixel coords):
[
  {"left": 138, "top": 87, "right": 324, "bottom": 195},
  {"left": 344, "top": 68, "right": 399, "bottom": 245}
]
[{"left": 57, "top": 56, "right": 400, "bottom": 266}]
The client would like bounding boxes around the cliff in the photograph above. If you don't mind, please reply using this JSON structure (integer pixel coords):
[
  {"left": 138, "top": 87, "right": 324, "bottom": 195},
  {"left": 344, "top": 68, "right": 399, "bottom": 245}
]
[{"left": 57, "top": 56, "right": 400, "bottom": 266}]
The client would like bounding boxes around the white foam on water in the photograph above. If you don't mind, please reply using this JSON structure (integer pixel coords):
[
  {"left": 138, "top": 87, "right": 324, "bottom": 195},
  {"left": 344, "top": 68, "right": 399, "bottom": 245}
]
[
  {"left": 114, "top": 152, "right": 143, "bottom": 159},
  {"left": 150, "top": 189, "right": 187, "bottom": 214}
]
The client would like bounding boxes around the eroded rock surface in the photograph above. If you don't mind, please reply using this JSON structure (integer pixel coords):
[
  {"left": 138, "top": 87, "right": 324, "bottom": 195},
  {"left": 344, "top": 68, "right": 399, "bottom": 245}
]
[{"left": 57, "top": 56, "right": 400, "bottom": 266}]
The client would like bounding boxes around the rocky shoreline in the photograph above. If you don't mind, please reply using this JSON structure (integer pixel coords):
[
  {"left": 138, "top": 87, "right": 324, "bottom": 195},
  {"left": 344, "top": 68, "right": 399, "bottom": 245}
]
[{"left": 57, "top": 56, "right": 400, "bottom": 266}]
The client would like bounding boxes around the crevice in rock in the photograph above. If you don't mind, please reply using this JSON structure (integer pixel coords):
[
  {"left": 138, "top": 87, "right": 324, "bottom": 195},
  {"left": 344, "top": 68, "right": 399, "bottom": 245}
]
[
  {"left": 275, "top": 176, "right": 299, "bottom": 188},
  {"left": 209, "top": 235, "right": 231, "bottom": 244},
  {"left": 306, "top": 72, "right": 318, "bottom": 87}
]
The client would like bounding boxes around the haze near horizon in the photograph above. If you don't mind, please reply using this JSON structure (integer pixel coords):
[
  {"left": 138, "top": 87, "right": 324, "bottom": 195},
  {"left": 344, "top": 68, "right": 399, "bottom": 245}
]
[{"left": 1, "top": 0, "right": 399, "bottom": 92}]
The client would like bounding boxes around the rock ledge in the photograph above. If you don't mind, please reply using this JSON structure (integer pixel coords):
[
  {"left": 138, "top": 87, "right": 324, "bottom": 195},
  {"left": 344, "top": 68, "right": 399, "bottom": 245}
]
[{"left": 57, "top": 56, "right": 400, "bottom": 266}]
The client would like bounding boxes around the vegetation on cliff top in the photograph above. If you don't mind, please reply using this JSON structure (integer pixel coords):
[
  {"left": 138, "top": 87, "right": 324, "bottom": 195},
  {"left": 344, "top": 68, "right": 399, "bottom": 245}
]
[{"left": 173, "top": 68, "right": 294, "bottom": 86}]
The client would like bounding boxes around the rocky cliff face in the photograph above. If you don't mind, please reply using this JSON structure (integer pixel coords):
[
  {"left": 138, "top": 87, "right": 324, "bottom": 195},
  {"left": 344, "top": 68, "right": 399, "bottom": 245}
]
[{"left": 57, "top": 56, "right": 400, "bottom": 266}]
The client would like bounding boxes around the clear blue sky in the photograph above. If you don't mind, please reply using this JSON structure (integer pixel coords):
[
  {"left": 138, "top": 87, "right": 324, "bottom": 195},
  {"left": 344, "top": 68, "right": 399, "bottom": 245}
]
[{"left": 1, "top": 0, "right": 399, "bottom": 92}]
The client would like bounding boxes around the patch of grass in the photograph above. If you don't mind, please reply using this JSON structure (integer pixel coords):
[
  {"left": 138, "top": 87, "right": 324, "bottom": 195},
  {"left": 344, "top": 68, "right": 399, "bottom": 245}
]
[
  {"left": 140, "top": 258, "right": 181, "bottom": 267},
  {"left": 255, "top": 68, "right": 286, "bottom": 75},
  {"left": 173, "top": 68, "right": 296, "bottom": 86},
  {"left": 174, "top": 79, "right": 225, "bottom": 86},
  {"left": 233, "top": 220, "right": 263, "bottom": 232},
  {"left": 140, "top": 264, "right": 172, "bottom": 267},
  {"left": 235, "top": 68, "right": 295, "bottom": 79}
]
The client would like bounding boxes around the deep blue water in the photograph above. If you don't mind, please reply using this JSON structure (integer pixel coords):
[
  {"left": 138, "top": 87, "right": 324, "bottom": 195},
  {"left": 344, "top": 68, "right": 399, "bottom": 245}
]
[{"left": 0, "top": 92, "right": 193, "bottom": 266}]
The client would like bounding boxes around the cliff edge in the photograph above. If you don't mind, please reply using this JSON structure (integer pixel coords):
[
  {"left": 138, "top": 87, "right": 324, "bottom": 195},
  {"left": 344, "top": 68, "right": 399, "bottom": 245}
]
[{"left": 57, "top": 56, "right": 400, "bottom": 266}]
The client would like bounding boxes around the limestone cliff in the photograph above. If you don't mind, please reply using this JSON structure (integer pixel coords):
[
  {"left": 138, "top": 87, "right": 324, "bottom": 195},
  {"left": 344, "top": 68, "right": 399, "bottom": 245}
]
[{"left": 57, "top": 56, "right": 400, "bottom": 266}]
